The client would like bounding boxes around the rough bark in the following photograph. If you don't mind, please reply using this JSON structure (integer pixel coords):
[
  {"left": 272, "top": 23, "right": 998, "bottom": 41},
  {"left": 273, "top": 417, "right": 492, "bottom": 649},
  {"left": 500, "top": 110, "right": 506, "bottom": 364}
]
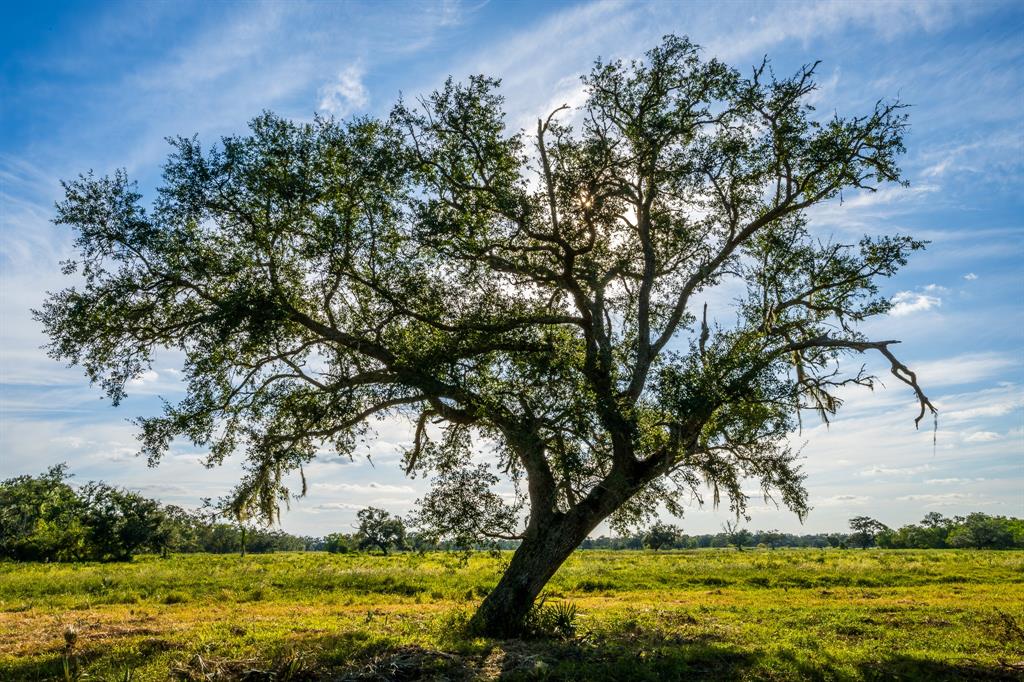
[{"left": 469, "top": 511, "right": 595, "bottom": 637}]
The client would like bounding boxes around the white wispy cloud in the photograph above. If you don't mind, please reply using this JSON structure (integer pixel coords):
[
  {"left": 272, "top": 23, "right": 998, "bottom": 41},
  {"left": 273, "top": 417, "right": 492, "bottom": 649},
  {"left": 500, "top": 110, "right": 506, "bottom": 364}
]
[
  {"left": 946, "top": 403, "right": 1020, "bottom": 422},
  {"left": 858, "top": 464, "right": 934, "bottom": 477},
  {"left": 963, "top": 431, "right": 1002, "bottom": 442},
  {"left": 922, "top": 157, "right": 952, "bottom": 177},
  {"left": 127, "top": 370, "right": 160, "bottom": 386},
  {"left": 924, "top": 477, "right": 985, "bottom": 485},
  {"left": 940, "top": 385, "right": 1022, "bottom": 423},
  {"left": 842, "top": 184, "right": 940, "bottom": 210},
  {"left": 318, "top": 64, "right": 369, "bottom": 117},
  {"left": 910, "top": 352, "right": 1016, "bottom": 387},
  {"left": 311, "top": 501, "right": 365, "bottom": 512},
  {"left": 814, "top": 494, "right": 871, "bottom": 507},
  {"left": 706, "top": 0, "right": 978, "bottom": 59},
  {"left": 436, "top": 0, "right": 471, "bottom": 27},
  {"left": 889, "top": 290, "right": 942, "bottom": 316},
  {"left": 312, "top": 481, "right": 416, "bottom": 494},
  {"left": 897, "top": 492, "right": 999, "bottom": 507}
]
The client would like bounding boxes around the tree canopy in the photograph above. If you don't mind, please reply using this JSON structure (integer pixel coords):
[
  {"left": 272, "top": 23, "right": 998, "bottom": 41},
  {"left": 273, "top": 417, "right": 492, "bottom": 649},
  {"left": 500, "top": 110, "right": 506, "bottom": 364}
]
[
  {"left": 355, "top": 506, "right": 407, "bottom": 555},
  {"left": 643, "top": 522, "right": 683, "bottom": 550},
  {"left": 37, "top": 35, "right": 935, "bottom": 634},
  {"left": 848, "top": 516, "right": 891, "bottom": 549}
]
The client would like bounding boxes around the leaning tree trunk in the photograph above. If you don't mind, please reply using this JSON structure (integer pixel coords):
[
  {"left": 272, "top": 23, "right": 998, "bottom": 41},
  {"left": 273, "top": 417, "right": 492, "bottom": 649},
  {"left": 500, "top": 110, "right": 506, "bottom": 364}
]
[{"left": 468, "top": 510, "right": 597, "bottom": 637}]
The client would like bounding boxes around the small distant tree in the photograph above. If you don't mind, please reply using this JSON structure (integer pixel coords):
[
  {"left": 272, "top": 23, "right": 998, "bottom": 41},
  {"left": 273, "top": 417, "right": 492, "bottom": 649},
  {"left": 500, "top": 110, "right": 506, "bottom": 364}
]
[
  {"left": 921, "top": 511, "right": 947, "bottom": 529},
  {"left": 324, "top": 532, "right": 355, "bottom": 553},
  {"left": 78, "top": 482, "right": 165, "bottom": 561},
  {"left": 880, "top": 514, "right": 952, "bottom": 549},
  {"left": 874, "top": 526, "right": 897, "bottom": 548},
  {"left": 848, "top": 516, "right": 889, "bottom": 549},
  {"left": 723, "top": 520, "right": 753, "bottom": 551},
  {"left": 758, "top": 529, "right": 784, "bottom": 549},
  {"left": 825, "top": 533, "right": 846, "bottom": 549},
  {"left": 404, "top": 531, "right": 438, "bottom": 554},
  {"left": 622, "top": 534, "right": 645, "bottom": 550},
  {"left": 947, "top": 513, "right": 1015, "bottom": 549},
  {"left": 0, "top": 464, "right": 87, "bottom": 561},
  {"left": 644, "top": 522, "right": 682, "bottom": 550},
  {"left": 356, "top": 507, "right": 406, "bottom": 554},
  {"left": 199, "top": 523, "right": 241, "bottom": 553},
  {"left": 411, "top": 463, "right": 521, "bottom": 548},
  {"left": 204, "top": 496, "right": 255, "bottom": 557},
  {"left": 918, "top": 512, "right": 952, "bottom": 548},
  {"left": 154, "top": 504, "right": 202, "bottom": 556}
]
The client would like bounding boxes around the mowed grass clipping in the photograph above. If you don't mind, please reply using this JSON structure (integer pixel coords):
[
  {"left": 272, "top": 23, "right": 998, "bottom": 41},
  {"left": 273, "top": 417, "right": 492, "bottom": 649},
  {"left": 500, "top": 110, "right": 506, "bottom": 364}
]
[{"left": 1, "top": 549, "right": 1023, "bottom": 680}]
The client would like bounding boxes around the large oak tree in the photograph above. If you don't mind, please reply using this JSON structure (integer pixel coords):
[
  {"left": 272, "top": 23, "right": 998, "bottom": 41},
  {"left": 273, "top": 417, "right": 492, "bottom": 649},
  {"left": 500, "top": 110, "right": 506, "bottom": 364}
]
[{"left": 38, "top": 36, "right": 934, "bottom": 635}]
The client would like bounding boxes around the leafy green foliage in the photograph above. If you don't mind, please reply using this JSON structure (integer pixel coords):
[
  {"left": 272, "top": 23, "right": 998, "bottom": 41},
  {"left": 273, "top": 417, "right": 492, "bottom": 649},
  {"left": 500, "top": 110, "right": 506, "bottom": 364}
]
[
  {"left": 524, "top": 598, "right": 579, "bottom": 639},
  {"left": 78, "top": 482, "right": 164, "bottom": 561},
  {"left": 356, "top": 507, "right": 406, "bottom": 555},
  {"left": 876, "top": 513, "right": 1024, "bottom": 550},
  {"left": 1, "top": 466, "right": 87, "bottom": 561},
  {"left": 849, "top": 516, "right": 892, "bottom": 549},
  {"left": 947, "top": 513, "right": 1020, "bottom": 549},
  {"left": 323, "top": 532, "right": 356, "bottom": 554},
  {"left": 0, "top": 467, "right": 309, "bottom": 561},
  {"left": 0, "top": 464, "right": 87, "bottom": 561},
  {"left": 643, "top": 522, "right": 682, "bottom": 550},
  {"left": 723, "top": 520, "right": 754, "bottom": 551}
]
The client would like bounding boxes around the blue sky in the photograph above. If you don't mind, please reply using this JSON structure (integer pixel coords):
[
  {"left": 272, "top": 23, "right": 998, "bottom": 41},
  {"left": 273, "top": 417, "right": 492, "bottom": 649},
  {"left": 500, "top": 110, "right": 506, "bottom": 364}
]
[{"left": 1, "top": 0, "right": 1021, "bottom": 536}]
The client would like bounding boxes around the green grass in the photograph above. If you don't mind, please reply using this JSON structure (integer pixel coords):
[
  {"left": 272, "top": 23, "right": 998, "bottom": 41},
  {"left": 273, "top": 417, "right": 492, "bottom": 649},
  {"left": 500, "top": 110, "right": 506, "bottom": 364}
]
[{"left": 2, "top": 549, "right": 1023, "bottom": 680}]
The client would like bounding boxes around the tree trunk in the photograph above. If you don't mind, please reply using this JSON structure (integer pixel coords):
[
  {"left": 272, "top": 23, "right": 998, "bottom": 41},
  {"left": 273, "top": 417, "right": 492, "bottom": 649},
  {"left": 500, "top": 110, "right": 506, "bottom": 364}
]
[{"left": 469, "top": 511, "right": 594, "bottom": 637}]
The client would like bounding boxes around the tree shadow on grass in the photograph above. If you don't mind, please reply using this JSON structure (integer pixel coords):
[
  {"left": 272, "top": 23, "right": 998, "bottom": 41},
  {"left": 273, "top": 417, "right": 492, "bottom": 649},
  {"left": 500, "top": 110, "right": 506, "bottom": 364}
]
[
  {"left": 855, "top": 655, "right": 1024, "bottom": 682},
  {"left": 334, "top": 637, "right": 1024, "bottom": 682},
  {"left": 5, "top": 629, "right": 1021, "bottom": 681},
  {"left": 322, "top": 636, "right": 756, "bottom": 681},
  {"left": 487, "top": 638, "right": 758, "bottom": 681},
  {"left": 1, "top": 637, "right": 178, "bottom": 682},
  {"left": 0, "top": 655, "right": 64, "bottom": 682}
]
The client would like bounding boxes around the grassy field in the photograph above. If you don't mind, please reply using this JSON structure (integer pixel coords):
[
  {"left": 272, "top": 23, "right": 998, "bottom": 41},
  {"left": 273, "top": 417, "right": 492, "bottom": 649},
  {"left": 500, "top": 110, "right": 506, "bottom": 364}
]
[{"left": 1, "top": 549, "right": 1023, "bottom": 681}]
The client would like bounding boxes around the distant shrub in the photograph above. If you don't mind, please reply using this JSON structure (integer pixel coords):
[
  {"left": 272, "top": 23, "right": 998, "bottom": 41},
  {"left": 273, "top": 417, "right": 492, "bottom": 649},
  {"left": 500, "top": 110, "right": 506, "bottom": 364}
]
[
  {"left": 162, "top": 591, "right": 189, "bottom": 604},
  {"left": 574, "top": 578, "right": 615, "bottom": 593}
]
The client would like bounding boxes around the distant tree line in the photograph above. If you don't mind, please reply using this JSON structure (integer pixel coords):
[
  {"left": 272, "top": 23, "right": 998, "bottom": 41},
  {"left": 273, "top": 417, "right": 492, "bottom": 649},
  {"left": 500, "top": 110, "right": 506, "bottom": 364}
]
[
  {"left": 331, "top": 512, "right": 1024, "bottom": 553},
  {"left": 582, "top": 514, "right": 1024, "bottom": 551},
  {"left": 874, "top": 512, "right": 1024, "bottom": 550},
  {"left": 582, "top": 526, "right": 844, "bottom": 551},
  {"left": 3, "top": 467, "right": 1021, "bottom": 562},
  {"left": 0, "top": 467, "right": 500, "bottom": 562},
  {"left": 0, "top": 465, "right": 313, "bottom": 561}
]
